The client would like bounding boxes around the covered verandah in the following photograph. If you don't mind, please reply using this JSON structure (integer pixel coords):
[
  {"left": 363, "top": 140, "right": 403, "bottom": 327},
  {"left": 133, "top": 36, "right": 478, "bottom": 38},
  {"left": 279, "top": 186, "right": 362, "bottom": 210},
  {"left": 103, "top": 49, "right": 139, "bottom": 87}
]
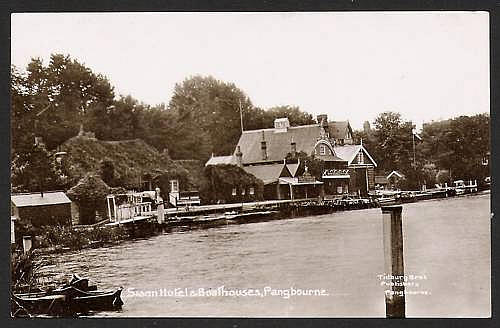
[
  {"left": 278, "top": 177, "right": 324, "bottom": 200},
  {"left": 322, "top": 168, "right": 350, "bottom": 196}
]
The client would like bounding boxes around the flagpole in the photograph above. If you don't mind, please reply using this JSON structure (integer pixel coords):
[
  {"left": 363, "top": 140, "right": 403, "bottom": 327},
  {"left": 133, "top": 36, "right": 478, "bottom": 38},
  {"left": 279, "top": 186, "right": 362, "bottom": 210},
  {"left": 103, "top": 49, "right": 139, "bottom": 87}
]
[
  {"left": 239, "top": 98, "right": 244, "bottom": 133},
  {"left": 412, "top": 131, "right": 416, "bottom": 168}
]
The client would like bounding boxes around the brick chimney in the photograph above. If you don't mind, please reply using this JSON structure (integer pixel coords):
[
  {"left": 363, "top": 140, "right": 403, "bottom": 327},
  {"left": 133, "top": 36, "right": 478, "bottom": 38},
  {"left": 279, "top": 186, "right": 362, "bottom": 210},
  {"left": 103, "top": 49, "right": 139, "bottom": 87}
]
[
  {"left": 290, "top": 136, "right": 296, "bottom": 155},
  {"left": 316, "top": 114, "right": 328, "bottom": 128},
  {"left": 235, "top": 145, "right": 243, "bottom": 167},
  {"left": 261, "top": 130, "right": 267, "bottom": 160}
]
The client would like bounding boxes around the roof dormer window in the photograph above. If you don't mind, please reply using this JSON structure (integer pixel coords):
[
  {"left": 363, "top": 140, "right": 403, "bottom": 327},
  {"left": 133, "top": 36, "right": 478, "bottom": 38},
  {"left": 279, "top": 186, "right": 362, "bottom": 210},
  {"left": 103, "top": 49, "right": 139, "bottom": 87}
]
[{"left": 274, "top": 117, "right": 290, "bottom": 133}]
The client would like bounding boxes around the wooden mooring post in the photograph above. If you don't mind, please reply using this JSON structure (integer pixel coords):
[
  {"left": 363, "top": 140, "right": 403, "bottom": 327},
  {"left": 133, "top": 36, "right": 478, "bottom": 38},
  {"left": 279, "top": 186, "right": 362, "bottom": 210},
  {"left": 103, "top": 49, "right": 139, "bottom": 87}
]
[{"left": 381, "top": 205, "right": 405, "bottom": 318}]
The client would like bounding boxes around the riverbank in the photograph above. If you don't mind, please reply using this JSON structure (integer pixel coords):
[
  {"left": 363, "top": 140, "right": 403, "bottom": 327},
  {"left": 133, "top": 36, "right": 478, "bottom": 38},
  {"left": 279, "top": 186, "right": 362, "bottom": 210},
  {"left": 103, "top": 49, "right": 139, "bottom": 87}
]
[
  {"left": 19, "top": 189, "right": 490, "bottom": 257},
  {"left": 35, "top": 193, "right": 491, "bottom": 317}
]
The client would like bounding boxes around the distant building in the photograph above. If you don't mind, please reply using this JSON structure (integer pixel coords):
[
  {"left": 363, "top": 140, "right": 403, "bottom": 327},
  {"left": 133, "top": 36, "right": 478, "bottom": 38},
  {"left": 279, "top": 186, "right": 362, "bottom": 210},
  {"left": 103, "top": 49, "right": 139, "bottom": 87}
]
[
  {"left": 207, "top": 114, "right": 377, "bottom": 199},
  {"left": 11, "top": 191, "right": 72, "bottom": 227},
  {"left": 363, "top": 121, "right": 371, "bottom": 133},
  {"left": 387, "top": 171, "right": 405, "bottom": 190}
]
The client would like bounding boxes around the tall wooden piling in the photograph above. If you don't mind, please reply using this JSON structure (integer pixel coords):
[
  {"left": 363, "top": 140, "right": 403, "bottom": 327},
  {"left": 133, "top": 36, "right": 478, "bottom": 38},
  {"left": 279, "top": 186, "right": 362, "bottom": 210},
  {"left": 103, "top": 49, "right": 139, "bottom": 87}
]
[
  {"left": 22, "top": 235, "right": 32, "bottom": 254},
  {"left": 381, "top": 205, "right": 405, "bottom": 318}
]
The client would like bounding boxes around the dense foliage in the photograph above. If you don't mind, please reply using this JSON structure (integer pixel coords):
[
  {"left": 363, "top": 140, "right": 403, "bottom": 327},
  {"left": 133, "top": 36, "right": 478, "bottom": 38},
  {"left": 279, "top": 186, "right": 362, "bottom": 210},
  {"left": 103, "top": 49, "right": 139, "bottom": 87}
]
[
  {"left": 201, "top": 164, "right": 264, "bottom": 204},
  {"left": 11, "top": 54, "right": 115, "bottom": 152},
  {"left": 11, "top": 142, "right": 67, "bottom": 193},
  {"left": 11, "top": 53, "right": 489, "bottom": 195},
  {"left": 66, "top": 174, "right": 110, "bottom": 224},
  {"left": 354, "top": 112, "right": 490, "bottom": 189},
  {"left": 166, "top": 76, "right": 315, "bottom": 160},
  {"left": 11, "top": 55, "right": 314, "bottom": 195},
  {"left": 38, "top": 225, "right": 128, "bottom": 250}
]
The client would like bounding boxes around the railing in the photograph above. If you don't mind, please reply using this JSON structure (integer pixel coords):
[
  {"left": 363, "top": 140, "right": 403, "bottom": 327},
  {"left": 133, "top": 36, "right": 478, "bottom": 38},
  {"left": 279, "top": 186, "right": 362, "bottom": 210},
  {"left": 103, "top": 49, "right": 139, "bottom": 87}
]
[
  {"left": 169, "top": 191, "right": 201, "bottom": 207},
  {"left": 322, "top": 169, "right": 350, "bottom": 178},
  {"left": 114, "top": 202, "right": 153, "bottom": 222}
]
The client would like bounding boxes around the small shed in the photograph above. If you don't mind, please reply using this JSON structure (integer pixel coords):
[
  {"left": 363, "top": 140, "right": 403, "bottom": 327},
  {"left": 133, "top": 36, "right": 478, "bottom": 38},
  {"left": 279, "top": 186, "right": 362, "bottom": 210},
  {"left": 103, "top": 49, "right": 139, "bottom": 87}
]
[
  {"left": 386, "top": 171, "right": 405, "bottom": 190},
  {"left": 11, "top": 191, "right": 72, "bottom": 227}
]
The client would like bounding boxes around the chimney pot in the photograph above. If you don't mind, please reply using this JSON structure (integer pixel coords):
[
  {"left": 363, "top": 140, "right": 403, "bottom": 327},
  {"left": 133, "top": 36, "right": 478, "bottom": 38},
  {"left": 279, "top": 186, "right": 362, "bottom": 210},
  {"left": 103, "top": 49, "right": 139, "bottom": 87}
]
[
  {"left": 261, "top": 131, "right": 267, "bottom": 160},
  {"left": 291, "top": 137, "right": 296, "bottom": 154},
  {"left": 236, "top": 146, "right": 243, "bottom": 167},
  {"left": 316, "top": 114, "right": 328, "bottom": 127}
]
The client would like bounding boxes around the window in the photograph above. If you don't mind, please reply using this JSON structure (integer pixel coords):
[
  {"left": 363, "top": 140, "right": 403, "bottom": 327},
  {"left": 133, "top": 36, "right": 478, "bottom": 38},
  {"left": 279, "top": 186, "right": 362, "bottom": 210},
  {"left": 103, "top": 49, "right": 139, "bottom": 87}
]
[
  {"left": 357, "top": 151, "right": 364, "bottom": 164},
  {"left": 170, "top": 180, "right": 179, "bottom": 193},
  {"left": 319, "top": 145, "right": 326, "bottom": 155},
  {"left": 249, "top": 187, "right": 255, "bottom": 195},
  {"left": 241, "top": 188, "right": 246, "bottom": 196},
  {"left": 232, "top": 188, "right": 237, "bottom": 196}
]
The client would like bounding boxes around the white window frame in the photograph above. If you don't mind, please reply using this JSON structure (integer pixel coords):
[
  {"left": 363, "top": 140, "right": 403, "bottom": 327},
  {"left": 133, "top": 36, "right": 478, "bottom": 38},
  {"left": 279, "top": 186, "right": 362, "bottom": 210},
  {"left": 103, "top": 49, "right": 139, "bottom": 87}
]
[
  {"left": 319, "top": 145, "right": 326, "bottom": 155},
  {"left": 249, "top": 187, "right": 255, "bottom": 195},
  {"left": 357, "top": 151, "right": 364, "bottom": 164},
  {"left": 232, "top": 187, "right": 237, "bottom": 196},
  {"left": 170, "top": 179, "right": 179, "bottom": 193}
]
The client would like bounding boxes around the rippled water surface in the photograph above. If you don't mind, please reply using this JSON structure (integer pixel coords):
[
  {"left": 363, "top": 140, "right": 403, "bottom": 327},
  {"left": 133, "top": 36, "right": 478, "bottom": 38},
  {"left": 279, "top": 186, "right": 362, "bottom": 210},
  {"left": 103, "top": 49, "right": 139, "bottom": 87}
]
[{"left": 41, "top": 193, "right": 490, "bottom": 317}]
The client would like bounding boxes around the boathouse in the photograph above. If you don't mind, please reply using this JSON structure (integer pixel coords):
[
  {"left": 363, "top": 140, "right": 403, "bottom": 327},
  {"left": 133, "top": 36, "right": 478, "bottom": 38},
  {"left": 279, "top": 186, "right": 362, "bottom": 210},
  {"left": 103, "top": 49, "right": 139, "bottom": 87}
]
[
  {"left": 387, "top": 171, "right": 405, "bottom": 190},
  {"left": 206, "top": 115, "right": 377, "bottom": 199},
  {"left": 11, "top": 191, "right": 72, "bottom": 227}
]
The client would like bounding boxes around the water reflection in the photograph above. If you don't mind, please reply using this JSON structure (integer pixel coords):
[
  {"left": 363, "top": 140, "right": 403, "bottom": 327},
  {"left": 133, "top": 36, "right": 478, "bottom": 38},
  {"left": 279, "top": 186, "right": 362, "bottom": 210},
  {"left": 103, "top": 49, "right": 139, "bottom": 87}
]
[{"left": 39, "top": 194, "right": 490, "bottom": 317}]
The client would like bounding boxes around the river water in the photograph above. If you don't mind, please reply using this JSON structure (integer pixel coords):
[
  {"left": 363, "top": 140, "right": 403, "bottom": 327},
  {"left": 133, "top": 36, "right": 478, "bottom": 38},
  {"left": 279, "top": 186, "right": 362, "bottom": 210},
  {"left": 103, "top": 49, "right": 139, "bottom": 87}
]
[{"left": 40, "top": 193, "right": 490, "bottom": 317}]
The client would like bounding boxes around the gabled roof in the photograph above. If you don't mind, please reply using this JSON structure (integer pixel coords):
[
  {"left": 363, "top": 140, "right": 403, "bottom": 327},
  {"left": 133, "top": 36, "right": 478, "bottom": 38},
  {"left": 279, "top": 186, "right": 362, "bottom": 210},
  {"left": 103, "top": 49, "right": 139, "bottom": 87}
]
[
  {"left": 235, "top": 120, "right": 375, "bottom": 166},
  {"left": 286, "top": 163, "right": 300, "bottom": 177},
  {"left": 236, "top": 125, "right": 321, "bottom": 164},
  {"left": 205, "top": 155, "right": 237, "bottom": 166},
  {"left": 334, "top": 144, "right": 377, "bottom": 167},
  {"left": 243, "top": 163, "right": 291, "bottom": 185},
  {"left": 11, "top": 191, "right": 71, "bottom": 208},
  {"left": 387, "top": 171, "right": 404, "bottom": 179}
]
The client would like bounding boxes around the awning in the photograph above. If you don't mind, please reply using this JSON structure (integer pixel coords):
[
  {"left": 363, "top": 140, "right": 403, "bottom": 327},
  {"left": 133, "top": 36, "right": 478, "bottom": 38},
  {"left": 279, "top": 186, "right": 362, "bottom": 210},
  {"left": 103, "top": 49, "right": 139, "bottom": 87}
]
[
  {"left": 322, "top": 174, "right": 350, "bottom": 179},
  {"left": 279, "top": 177, "right": 324, "bottom": 186}
]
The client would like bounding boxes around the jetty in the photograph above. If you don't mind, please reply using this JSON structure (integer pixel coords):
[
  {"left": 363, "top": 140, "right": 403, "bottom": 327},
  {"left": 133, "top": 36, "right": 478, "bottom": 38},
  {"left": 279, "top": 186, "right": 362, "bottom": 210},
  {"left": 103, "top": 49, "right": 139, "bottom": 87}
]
[{"left": 102, "top": 179, "right": 485, "bottom": 234}]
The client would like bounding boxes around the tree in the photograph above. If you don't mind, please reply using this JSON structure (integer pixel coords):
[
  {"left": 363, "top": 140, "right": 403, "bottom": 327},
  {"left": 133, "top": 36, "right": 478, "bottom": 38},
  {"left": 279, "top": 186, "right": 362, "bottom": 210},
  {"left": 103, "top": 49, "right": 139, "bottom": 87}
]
[
  {"left": 11, "top": 54, "right": 115, "bottom": 151},
  {"left": 419, "top": 114, "right": 489, "bottom": 181},
  {"left": 167, "top": 76, "right": 314, "bottom": 161},
  {"left": 11, "top": 142, "right": 62, "bottom": 193},
  {"left": 168, "top": 75, "right": 253, "bottom": 160},
  {"left": 372, "top": 111, "right": 416, "bottom": 173},
  {"left": 87, "top": 95, "right": 147, "bottom": 141},
  {"left": 100, "top": 160, "right": 115, "bottom": 186},
  {"left": 67, "top": 174, "right": 110, "bottom": 225},
  {"left": 265, "top": 105, "right": 315, "bottom": 127}
]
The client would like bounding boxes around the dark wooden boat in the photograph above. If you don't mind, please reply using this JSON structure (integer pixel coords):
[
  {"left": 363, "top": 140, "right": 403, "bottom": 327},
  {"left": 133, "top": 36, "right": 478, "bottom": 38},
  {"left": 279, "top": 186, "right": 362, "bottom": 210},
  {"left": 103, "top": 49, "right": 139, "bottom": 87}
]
[{"left": 11, "top": 275, "right": 123, "bottom": 317}]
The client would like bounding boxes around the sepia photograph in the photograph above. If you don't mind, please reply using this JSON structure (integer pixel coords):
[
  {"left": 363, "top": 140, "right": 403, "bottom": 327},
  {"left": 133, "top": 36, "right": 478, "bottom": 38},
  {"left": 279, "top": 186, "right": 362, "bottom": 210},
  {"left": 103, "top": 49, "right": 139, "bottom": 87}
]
[{"left": 9, "top": 11, "right": 490, "bottom": 318}]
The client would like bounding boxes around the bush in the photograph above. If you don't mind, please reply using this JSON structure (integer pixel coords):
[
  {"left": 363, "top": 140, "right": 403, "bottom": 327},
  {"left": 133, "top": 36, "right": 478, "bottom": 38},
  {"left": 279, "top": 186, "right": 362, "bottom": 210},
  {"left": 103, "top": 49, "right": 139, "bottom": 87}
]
[
  {"left": 37, "top": 225, "right": 129, "bottom": 251},
  {"left": 38, "top": 226, "right": 90, "bottom": 250},
  {"left": 87, "top": 225, "right": 128, "bottom": 243}
]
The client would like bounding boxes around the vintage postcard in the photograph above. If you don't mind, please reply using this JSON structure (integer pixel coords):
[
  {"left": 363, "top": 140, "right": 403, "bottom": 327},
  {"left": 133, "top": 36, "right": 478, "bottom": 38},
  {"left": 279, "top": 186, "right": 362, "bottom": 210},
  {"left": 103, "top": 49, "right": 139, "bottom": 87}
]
[{"left": 9, "top": 11, "right": 490, "bottom": 318}]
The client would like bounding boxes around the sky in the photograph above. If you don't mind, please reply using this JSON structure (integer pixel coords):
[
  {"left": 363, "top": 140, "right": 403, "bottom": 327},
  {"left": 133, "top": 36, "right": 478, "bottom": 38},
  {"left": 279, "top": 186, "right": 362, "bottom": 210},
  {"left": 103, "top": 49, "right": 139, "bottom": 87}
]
[{"left": 11, "top": 12, "right": 489, "bottom": 130}]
